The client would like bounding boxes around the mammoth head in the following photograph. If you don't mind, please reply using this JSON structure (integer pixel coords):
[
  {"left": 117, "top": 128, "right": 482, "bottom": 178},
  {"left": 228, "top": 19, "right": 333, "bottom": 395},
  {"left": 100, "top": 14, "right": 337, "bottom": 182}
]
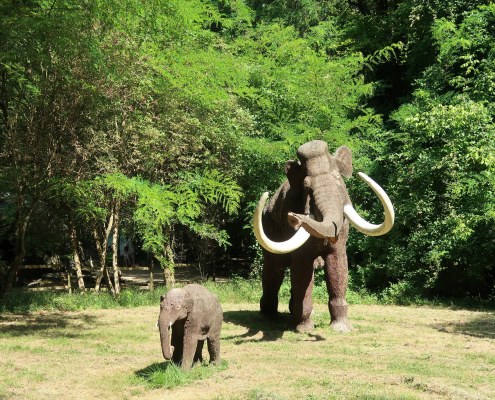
[{"left": 253, "top": 140, "right": 395, "bottom": 254}]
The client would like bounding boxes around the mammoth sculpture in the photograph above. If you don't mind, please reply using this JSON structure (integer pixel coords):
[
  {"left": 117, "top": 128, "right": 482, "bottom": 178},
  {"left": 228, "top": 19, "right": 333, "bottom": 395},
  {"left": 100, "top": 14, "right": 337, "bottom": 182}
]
[
  {"left": 253, "top": 140, "right": 394, "bottom": 332},
  {"left": 158, "top": 284, "right": 222, "bottom": 370}
]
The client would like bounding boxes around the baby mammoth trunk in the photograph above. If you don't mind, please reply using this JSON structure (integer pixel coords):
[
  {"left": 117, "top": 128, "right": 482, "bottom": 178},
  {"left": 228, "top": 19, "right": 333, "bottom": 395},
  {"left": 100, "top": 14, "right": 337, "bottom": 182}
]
[{"left": 158, "top": 318, "right": 174, "bottom": 360}]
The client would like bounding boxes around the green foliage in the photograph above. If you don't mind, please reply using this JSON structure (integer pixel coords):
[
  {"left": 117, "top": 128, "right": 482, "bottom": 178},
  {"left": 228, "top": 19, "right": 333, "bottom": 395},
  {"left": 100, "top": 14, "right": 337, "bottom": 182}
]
[
  {"left": 105, "top": 171, "right": 241, "bottom": 268},
  {"left": 358, "top": 5, "right": 495, "bottom": 298},
  {"left": 4, "top": 0, "right": 495, "bottom": 301},
  {"left": 428, "top": 4, "right": 495, "bottom": 103}
]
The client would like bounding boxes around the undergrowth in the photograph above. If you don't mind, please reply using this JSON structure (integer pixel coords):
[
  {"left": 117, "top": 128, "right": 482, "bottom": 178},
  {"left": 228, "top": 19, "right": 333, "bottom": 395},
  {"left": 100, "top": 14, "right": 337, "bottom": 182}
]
[{"left": 1, "top": 274, "right": 492, "bottom": 313}]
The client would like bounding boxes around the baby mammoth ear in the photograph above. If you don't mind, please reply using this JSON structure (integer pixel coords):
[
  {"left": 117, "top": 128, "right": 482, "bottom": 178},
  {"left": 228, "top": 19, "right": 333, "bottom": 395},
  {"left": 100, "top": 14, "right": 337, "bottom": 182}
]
[
  {"left": 334, "top": 146, "right": 352, "bottom": 178},
  {"left": 183, "top": 292, "right": 194, "bottom": 312}
]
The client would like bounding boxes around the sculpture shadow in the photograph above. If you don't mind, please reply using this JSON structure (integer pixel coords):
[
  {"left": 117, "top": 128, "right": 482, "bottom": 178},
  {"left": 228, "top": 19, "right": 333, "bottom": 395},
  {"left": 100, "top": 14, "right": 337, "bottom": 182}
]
[
  {"left": 433, "top": 312, "right": 495, "bottom": 339},
  {"left": 0, "top": 312, "right": 97, "bottom": 338},
  {"left": 223, "top": 310, "right": 294, "bottom": 343}
]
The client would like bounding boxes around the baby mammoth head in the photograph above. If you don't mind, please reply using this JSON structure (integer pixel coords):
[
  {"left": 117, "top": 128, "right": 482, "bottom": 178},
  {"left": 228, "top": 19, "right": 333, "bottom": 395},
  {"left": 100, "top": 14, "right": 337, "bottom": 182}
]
[{"left": 159, "top": 288, "right": 193, "bottom": 321}]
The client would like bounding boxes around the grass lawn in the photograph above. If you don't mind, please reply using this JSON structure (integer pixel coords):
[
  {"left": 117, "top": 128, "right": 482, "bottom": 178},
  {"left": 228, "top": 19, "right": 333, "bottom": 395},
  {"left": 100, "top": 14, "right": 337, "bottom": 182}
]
[{"left": 0, "top": 298, "right": 494, "bottom": 399}]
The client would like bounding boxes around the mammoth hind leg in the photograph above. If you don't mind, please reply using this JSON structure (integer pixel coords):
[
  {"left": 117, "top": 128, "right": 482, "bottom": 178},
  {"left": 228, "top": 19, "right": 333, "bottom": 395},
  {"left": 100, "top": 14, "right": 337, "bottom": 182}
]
[
  {"left": 194, "top": 340, "right": 204, "bottom": 364},
  {"left": 207, "top": 337, "right": 221, "bottom": 365},
  {"left": 324, "top": 251, "right": 352, "bottom": 333}
]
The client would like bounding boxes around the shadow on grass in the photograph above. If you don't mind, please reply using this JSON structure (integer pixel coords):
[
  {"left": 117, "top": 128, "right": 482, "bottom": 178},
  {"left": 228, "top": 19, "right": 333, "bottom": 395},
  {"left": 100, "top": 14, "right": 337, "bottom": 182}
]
[
  {"left": 0, "top": 312, "right": 97, "bottom": 338},
  {"left": 223, "top": 310, "right": 296, "bottom": 343},
  {"left": 433, "top": 312, "right": 495, "bottom": 339},
  {"left": 135, "top": 360, "right": 228, "bottom": 389}
]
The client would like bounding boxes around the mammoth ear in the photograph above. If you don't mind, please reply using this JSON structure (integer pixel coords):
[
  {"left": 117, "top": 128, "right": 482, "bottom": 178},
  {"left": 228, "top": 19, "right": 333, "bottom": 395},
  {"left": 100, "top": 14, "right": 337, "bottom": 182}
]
[
  {"left": 334, "top": 146, "right": 352, "bottom": 178},
  {"left": 285, "top": 160, "right": 304, "bottom": 188}
]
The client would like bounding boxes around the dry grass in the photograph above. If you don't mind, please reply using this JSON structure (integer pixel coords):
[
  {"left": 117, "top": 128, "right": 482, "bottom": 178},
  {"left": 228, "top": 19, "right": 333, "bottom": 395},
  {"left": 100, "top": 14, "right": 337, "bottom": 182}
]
[{"left": 0, "top": 302, "right": 494, "bottom": 400}]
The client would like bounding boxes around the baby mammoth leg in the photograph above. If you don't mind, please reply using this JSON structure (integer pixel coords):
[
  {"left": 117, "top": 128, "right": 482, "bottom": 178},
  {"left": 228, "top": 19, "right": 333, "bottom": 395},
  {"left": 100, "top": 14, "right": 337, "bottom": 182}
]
[
  {"left": 180, "top": 335, "right": 198, "bottom": 370},
  {"left": 171, "top": 324, "right": 184, "bottom": 365},
  {"left": 194, "top": 340, "right": 204, "bottom": 364},
  {"left": 207, "top": 336, "right": 221, "bottom": 365}
]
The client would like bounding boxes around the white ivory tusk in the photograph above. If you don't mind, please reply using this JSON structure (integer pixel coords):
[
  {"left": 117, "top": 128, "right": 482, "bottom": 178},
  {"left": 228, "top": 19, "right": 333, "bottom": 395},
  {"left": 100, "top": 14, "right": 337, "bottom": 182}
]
[
  {"left": 343, "top": 172, "right": 395, "bottom": 236},
  {"left": 253, "top": 192, "right": 311, "bottom": 254}
]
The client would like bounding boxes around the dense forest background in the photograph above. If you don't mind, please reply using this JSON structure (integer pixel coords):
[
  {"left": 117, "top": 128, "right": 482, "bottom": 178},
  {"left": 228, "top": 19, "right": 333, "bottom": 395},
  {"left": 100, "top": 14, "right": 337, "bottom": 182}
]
[{"left": 1, "top": 0, "right": 494, "bottom": 299}]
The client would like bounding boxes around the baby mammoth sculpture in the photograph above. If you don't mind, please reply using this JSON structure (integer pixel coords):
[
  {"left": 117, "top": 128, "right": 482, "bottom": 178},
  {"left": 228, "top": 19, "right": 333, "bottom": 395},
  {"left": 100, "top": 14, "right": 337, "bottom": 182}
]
[
  {"left": 254, "top": 140, "right": 394, "bottom": 332},
  {"left": 158, "top": 284, "right": 223, "bottom": 370}
]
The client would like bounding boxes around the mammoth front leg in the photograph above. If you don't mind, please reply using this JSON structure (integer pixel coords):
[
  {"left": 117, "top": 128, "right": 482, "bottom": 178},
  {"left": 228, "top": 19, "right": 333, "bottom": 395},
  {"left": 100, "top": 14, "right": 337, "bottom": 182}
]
[
  {"left": 194, "top": 340, "right": 204, "bottom": 364},
  {"left": 289, "top": 254, "right": 315, "bottom": 332},
  {"left": 171, "top": 322, "right": 184, "bottom": 365},
  {"left": 260, "top": 251, "right": 290, "bottom": 317},
  {"left": 180, "top": 334, "right": 199, "bottom": 370},
  {"left": 324, "top": 249, "right": 352, "bottom": 333}
]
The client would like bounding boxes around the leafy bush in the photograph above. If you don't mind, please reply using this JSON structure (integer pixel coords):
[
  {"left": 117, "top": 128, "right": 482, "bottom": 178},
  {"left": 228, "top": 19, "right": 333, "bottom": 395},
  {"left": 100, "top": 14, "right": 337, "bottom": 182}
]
[{"left": 356, "top": 5, "right": 495, "bottom": 299}]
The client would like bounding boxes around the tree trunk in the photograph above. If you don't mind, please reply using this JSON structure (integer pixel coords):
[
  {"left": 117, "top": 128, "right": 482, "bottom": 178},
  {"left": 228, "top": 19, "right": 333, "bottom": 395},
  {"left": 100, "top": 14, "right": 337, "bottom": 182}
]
[
  {"left": 2, "top": 200, "right": 32, "bottom": 295},
  {"left": 163, "top": 240, "right": 175, "bottom": 288},
  {"left": 67, "top": 268, "right": 72, "bottom": 294},
  {"left": 93, "top": 228, "right": 107, "bottom": 292},
  {"left": 94, "top": 204, "right": 115, "bottom": 294},
  {"left": 69, "top": 220, "right": 85, "bottom": 291},
  {"left": 111, "top": 202, "right": 121, "bottom": 295},
  {"left": 149, "top": 258, "right": 154, "bottom": 291},
  {"left": 163, "top": 267, "right": 174, "bottom": 288}
]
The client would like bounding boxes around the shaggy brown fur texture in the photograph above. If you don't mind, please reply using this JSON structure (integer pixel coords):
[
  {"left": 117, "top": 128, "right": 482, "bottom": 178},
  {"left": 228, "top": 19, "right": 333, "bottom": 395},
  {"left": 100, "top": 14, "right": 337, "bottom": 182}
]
[{"left": 260, "top": 140, "right": 353, "bottom": 332}]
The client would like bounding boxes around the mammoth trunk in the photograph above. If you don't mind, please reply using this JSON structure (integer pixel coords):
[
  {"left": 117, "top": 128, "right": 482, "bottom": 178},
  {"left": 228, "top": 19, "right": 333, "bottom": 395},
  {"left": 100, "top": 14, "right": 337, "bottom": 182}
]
[
  {"left": 158, "top": 318, "right": 173, "bottom": 359},
  {"left": 288, "top": 185, "right": 344, "bottom": 240}
]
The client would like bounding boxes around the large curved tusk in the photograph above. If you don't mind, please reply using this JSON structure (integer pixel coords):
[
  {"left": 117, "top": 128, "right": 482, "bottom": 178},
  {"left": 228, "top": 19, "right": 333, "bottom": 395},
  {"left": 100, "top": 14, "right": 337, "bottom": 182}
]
[
  {"left": 343, "top": 172, "right": 395, "bottom": 236},
  {"left": 253, "top": 192, "right": 311, "bottom": 254}
]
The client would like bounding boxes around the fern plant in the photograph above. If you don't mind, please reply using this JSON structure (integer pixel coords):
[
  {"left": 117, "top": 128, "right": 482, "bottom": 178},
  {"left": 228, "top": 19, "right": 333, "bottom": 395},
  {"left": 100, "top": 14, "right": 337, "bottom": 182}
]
[{"left": 104, "top": 171, "right": 242, "bottom": 286}]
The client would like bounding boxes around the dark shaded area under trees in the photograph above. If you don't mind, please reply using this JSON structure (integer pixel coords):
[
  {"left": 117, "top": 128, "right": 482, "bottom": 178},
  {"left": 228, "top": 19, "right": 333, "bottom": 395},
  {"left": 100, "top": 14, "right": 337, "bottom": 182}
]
[{"left": 1, "top": 0, "right": 494, "bottom": 300}]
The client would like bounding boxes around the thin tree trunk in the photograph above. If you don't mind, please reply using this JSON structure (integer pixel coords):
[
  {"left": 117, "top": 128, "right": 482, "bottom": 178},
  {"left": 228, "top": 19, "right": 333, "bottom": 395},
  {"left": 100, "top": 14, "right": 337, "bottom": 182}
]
[
  {"left": 67, "top": 268, "right": 72, "bottom": 294},
  {"left": 93, "top": 228, "right": 106, "bottom": 292},
  {"left": 111, "top": 202, "right": 121, "bottom": 295},
  {"left": 105, "top": 265, "right": 115, "bottom": 296},
  {"left": 2, "top": 199, "right": 32, "bottom": 295},
  {"left": 149, "top": 258, "right": 154, "bottom": 291},
  {"left": 163, "top": 240, "right": 175, "bottom": 288},
  {"left": 69, "top": 220, "right": 85, "bottom": 291},
  {"left": 94, "top": 204, "right": 115, "bottom": 294}
]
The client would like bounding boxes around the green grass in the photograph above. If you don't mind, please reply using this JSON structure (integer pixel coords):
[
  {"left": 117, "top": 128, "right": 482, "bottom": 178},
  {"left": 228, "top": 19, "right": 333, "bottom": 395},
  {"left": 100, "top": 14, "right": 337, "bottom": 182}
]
[
  {"left": 0, "top": 287, "right": 163, "bottom": 313},
  {"left": 134, "top": 360, "right": 228, "bottom": 389},
  {"left": 1, "top": 277, "right": 493, "bottom": 314},
  {"left": 1, "top": 302, "right": 495, "bottom": 399}
]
